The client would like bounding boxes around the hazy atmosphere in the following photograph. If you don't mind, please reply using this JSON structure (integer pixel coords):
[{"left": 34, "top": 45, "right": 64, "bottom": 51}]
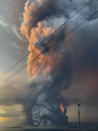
[{"left": 0, "top": 0, "right": 98, "bottom": 130}]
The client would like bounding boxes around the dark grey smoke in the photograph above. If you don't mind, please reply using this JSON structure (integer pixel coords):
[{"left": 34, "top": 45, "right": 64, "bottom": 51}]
[
  {"left": 26, "top": 0, "right": 98, "bottom": 28},
  {"left": 23, "top": 73, "right": 68, "bottom": 126},
  {"left": 54, "top": 19, "right": 98, "bottom": 90},
  {"left": 20, "top": 0, "right": 98, "bottom": 126},
  {"left": 29, "top": 85, "right": 67, "bottom": 126},
  {"left": 27, "top": 0, "right": 69, "bottom": 27}
]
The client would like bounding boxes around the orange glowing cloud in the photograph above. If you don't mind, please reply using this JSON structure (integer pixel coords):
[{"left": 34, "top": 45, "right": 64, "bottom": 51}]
[
  {"left": 0, "top": 117, "right": 11, "bottom": 122},
  {"left": 20, "top": 1, "right": 54, "bottom": 77}
]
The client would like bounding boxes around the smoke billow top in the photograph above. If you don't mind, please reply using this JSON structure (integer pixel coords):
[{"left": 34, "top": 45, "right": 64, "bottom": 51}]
[
  {"left": 20, "top": 0, "right": 82, "bottom": 77},
  {"left": 20, "top": 0, "right": 98, "bottom": 77},
  {"left": 20, "top": 0, "right": 98, "bottom": 126}
]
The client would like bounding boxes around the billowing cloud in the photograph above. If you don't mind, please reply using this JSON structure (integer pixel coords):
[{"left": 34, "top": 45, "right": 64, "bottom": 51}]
[
  {"left": 19, "top": 0, "right": 98, "bottom": 125},
  {"left": 1, "top": 0, "right": 98, "bottom": 126}
]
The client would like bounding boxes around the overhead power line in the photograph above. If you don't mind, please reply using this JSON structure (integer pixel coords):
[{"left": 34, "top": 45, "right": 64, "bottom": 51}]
[
  {"left": 0, "top": 3, "right": 89, "bottom": 81},
  {"left": 0, "top": 55, "right": 27, "bottom": 81},
  {"left": 2, "top": 10, "right": 98, "bottom": 87}
]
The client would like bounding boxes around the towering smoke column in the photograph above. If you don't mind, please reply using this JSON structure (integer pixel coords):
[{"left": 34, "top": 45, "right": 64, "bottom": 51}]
[
  {"left": 20, "top": 0, "right": 93, "bottom": 77},
  {"left": 20, "top": 0, "right": 70, "bottom": 126},
  {"left": 20, "top": 0, "right": 55, "bottom": 77},
  {"left": 20, "top": 0, "right": 98, "bottom": 127}
]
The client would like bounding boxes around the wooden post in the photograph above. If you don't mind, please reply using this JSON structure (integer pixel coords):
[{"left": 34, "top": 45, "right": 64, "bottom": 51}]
[{"left": 78, "top": 104, "right": 81, "bottom": 130}]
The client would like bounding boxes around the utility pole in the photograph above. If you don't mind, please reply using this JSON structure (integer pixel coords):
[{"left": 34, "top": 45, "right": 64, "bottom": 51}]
[{"left": 78, "top": 104, "right": 81, "bottom": 130}]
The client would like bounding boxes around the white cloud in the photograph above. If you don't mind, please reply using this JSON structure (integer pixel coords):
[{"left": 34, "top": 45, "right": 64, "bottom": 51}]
[
  {"left": 0, "top": 15, "right": 8, "bottom": 27},
  {"left": 12, "top": 25, "right": 25, "bottom": 41},
  {"left": 0, "top": 20, "right": 8, "bottom": 27}
]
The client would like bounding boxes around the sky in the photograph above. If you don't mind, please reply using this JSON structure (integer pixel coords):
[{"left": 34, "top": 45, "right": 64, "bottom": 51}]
[
  {"left": 0, "top": 0, "right": 98, "bottom": 128},
  {"left": 0, "top": 0, "right": 29, "bottom": 127}
]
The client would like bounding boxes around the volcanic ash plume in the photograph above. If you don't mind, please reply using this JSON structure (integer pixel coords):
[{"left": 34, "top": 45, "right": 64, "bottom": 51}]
[
  {"left": 20, "top": 0, "right": 70, "bottom": 126},
  {"left": 20, "top": 0, "right": 98, "bottom": 127},
  {"left": 20, "top": 0, "right": 55, "bottom": 77},
  {"left": 20, "top": 0, "right": 94, "bottom": 77}
]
